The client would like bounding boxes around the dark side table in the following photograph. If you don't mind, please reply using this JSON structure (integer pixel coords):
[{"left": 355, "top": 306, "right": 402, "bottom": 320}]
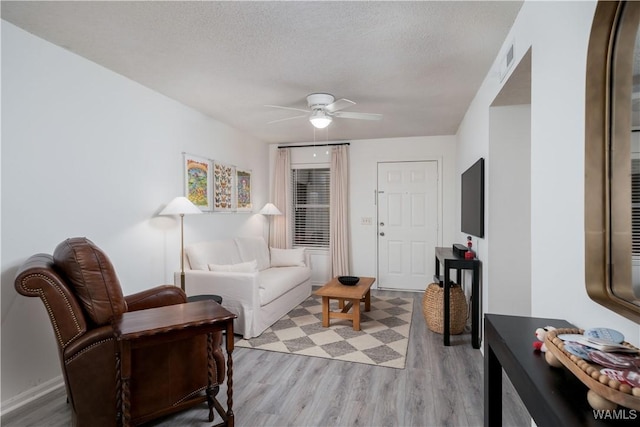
[
  {"left": 188, "top": 294, "right": 223, "bottom": 304},
  {"left": 484, "top": 314, "right": 638, "bottom": 426},
  {"left": 434, "top": 247, "right": 481, "bottom": 348}
]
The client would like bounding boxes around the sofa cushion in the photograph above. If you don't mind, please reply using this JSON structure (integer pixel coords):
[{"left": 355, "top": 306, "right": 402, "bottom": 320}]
[
  {"left": 234, "top": 237, "right": 270, "bottom": 271},
  {"left": 258, "top": 266, "right": 311, "bottom": 306},
  {"left": 186, "top": 240, "right": 242, "bottom": 270},
  {"left": 208, "top": 260, "right": 258, "bottom": 273},
  {"left": 270, "top": 247, "right": 306, "bottom": 267}
]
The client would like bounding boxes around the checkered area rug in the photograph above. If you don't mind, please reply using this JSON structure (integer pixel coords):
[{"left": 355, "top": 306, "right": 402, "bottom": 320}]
[{"left": 235, "top": 294, "right": 413, "bottom": 369}]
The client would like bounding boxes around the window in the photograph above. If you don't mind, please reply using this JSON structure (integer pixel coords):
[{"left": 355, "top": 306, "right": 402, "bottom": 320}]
[{"left": 291, "top": 168, "right": 330, "bottom": 248}]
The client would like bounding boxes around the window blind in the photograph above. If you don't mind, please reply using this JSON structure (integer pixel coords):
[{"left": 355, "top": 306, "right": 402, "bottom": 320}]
[{"left": 291, "top": 168, "right": 330, "bottom": 248}]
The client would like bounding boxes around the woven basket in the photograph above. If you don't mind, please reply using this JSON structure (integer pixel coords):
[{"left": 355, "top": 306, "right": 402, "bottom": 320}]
[{"left": 422, "top": 282, "right": 468, "bottom": 335}]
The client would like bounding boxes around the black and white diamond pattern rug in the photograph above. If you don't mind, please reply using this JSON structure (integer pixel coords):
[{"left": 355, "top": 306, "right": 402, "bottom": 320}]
[{"left": 235, "top": 294, "right": 413, "bottom": 369}]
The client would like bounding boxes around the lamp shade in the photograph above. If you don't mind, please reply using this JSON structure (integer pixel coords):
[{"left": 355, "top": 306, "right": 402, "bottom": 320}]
[
  {"left": 159, "top": 196, "right": 203, "bottom": 215},
  {"left": 259, "top": 203, "right": 282, "bottom": 216},
  {"left": 309, "top": 110, "right": 332, "bottom": 129}
]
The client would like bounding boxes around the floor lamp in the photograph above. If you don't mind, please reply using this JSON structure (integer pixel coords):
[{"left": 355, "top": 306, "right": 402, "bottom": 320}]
[
  {"left": 259, "top": 202, "right": 282, "bottom": 246},
  {"left": 159, "top": 196, "right": 202, "bottom": 291}
]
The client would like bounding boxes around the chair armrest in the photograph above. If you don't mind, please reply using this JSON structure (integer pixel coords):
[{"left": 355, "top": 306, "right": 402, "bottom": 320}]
[
  {"left": 62, "top": 325, "right": 119, "bottom": 422},
  {"left": 125, "top": 285, "right": 186, "bottom": 311},
  {"left": 15, "top": 253, "right": 89, "bottom": 348},
  {"left": 64, "top": 325, "right": 116, "bottom": 361}
]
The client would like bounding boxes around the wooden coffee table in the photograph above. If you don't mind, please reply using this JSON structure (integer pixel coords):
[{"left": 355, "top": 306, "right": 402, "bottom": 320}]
[{"left": 314, "top": 276, "right": 375, "bottom": 331}]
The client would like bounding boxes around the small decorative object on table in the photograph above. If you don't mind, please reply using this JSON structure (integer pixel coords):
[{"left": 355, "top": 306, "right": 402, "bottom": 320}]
[
  {"left": 465, "top": 235, "right": 475, "bottom": 260},
  {"left": 338, "top": 276, "right": 360, "bottom": 286},
  {"left": 532, "top": 325, "right": 556, "bottom": 352},
  {"left": 544, "top": 327, "right": 640, "bottom": 411}
]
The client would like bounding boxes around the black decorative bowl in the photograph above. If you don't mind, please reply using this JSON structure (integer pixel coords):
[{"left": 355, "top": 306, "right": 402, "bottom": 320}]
[{"left": 338, "top": 276, "right": 360, "bottom": 286}]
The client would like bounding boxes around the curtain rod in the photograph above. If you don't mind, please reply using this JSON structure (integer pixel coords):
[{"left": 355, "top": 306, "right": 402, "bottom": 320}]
[{"left": 277, "top": 142, "right": 350, "bottom": 149}]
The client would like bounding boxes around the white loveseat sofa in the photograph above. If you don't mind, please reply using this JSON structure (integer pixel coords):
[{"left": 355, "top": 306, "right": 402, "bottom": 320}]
[{"left": 176, "top": 236, "right": 312, "bottom": 339}]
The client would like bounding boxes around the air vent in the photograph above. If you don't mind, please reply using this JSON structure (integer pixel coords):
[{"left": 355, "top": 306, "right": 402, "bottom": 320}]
[{"left": 499, "top": 41, "right": 515, "bottom": 82}]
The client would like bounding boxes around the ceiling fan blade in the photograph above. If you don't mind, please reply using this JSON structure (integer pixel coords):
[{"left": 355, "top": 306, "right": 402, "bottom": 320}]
[
  {"left": 265, "top": 104, "right": 310, "bottom": 114},
  {"left": 324, "top": 98, "right": 355, "bottom": 113},
  {"left": 333, "top": 111, "right": 382, "bottom": 121},
  {"left": 267, "top": 114, "right": 308, "bottom": 125}
]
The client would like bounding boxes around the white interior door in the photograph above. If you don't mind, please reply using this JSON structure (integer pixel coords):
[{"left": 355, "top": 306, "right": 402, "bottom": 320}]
[{"left": 377, "top": 161, "right": 439, "bottom": 291}]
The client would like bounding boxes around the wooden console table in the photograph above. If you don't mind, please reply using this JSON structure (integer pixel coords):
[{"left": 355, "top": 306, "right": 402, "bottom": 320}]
[
  {"left": 113, "top": 300, "right": 236, "bottom": 427},
  {"left": 434, "top": 247, "right": 481, "bottom": 348},
  {"left": 484, "top": 314, "right": 636, "bottom": 426}
]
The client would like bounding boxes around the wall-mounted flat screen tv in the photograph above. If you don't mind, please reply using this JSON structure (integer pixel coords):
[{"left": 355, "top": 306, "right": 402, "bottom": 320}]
[{"left": 461, "top": 158, "right": 485, "bottom": 238}]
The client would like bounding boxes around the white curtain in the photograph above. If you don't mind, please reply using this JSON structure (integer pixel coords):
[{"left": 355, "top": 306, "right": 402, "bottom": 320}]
[
  {"left": 330, "top": 145, "right": 350, "bottom": 276},
  {"left": 272, "top": 148, "right": 291, "bottom": 248}
]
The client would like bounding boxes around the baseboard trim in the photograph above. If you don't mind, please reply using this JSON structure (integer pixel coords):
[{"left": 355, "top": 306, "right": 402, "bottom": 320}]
[{"left": 1, "top": 376, "right": 65, "bottom": 416}]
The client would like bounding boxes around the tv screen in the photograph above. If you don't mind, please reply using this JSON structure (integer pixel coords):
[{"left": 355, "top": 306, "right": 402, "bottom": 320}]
[{"left": 461, "top": 158, "right": 485, "bottom": 238}]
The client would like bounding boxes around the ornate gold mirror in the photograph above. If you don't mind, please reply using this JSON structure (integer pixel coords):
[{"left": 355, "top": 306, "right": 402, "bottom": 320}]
[{"left": 586, "top": 0, "right": 640, "bottom": 323}]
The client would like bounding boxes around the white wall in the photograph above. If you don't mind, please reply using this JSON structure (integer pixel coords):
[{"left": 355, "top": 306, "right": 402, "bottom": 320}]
[
  {"left": 458, "top": 1, "right": 640, "bottom": 343},
  {"left": 270, "top": 136, "right": 457, "bottom": 289},
  {"left": 488, "top": 104, "right": 531, "bottom": 316},
  {"left": 1, "top": 21, "right": 269, "bottom": 408}
]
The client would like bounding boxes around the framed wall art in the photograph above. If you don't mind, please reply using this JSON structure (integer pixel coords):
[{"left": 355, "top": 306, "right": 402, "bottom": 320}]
[
  {"left": 213, "top": 161, "right": 235, "bottom": 212},
  {"left": 183, "top": 153, "right": 212, "bottom": 211},
  {"left": 236, "top": 168, "right": 253, "bottom": 212}
]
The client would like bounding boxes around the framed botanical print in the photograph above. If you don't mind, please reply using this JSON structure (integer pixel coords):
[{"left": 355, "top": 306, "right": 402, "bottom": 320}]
[
  {"left": 183, "top": 153, "right": 212, "bottom": 211},
  {"left": 236, "top": 168, "right": 253, "bottom": 212},
  {"left": 213, "top": 161, "right": 235, "bottom": 212}
]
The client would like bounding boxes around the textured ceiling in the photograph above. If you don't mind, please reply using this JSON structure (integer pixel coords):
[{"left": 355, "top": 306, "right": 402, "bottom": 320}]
[{"left": 1, "top": 1, "right": 523, "bottom": 144}]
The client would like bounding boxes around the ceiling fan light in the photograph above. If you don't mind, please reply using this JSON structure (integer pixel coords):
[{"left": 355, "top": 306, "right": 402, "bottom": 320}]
[{"left": 309, "top": 110, "right": 332, "bottom": 129}]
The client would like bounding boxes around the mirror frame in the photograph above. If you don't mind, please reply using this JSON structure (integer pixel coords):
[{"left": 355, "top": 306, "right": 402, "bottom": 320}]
[{"left": 585, "top": 0, "right": 640, "bottom": 323}]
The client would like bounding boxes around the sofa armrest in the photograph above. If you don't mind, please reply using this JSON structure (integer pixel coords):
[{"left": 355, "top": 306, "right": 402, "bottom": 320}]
[
  {"left": 125, "top": 285, "right": 186, "bottom": 311},
  {"left": 303, "top": 248, "right": 311, "bottom": 268},
  {"left": 178, "top": 270, "right": 260, "bottom": 306}
]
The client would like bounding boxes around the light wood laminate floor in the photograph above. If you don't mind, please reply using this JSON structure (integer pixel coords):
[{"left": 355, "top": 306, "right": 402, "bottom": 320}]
[{"left": 2, "top": 289, "right": 529, "bottom": 427}]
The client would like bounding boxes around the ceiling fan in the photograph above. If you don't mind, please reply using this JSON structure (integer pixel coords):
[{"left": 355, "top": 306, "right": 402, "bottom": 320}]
[{"left": 265, "top": 93, "right": 382, "bottom": 129}]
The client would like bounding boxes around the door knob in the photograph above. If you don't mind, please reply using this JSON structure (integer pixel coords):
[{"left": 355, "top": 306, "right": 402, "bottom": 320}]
[
  {"left": 379, "top": 222, "right": 385, "bottom": 227},
  {"left": 379, "top": 232, "right": 385, "bottom": 236}
]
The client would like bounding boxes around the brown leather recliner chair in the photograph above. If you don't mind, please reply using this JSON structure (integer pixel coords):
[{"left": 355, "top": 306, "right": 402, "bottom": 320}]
[{"left": 14, "top": 237, "right": 225, "bottom": 426}]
